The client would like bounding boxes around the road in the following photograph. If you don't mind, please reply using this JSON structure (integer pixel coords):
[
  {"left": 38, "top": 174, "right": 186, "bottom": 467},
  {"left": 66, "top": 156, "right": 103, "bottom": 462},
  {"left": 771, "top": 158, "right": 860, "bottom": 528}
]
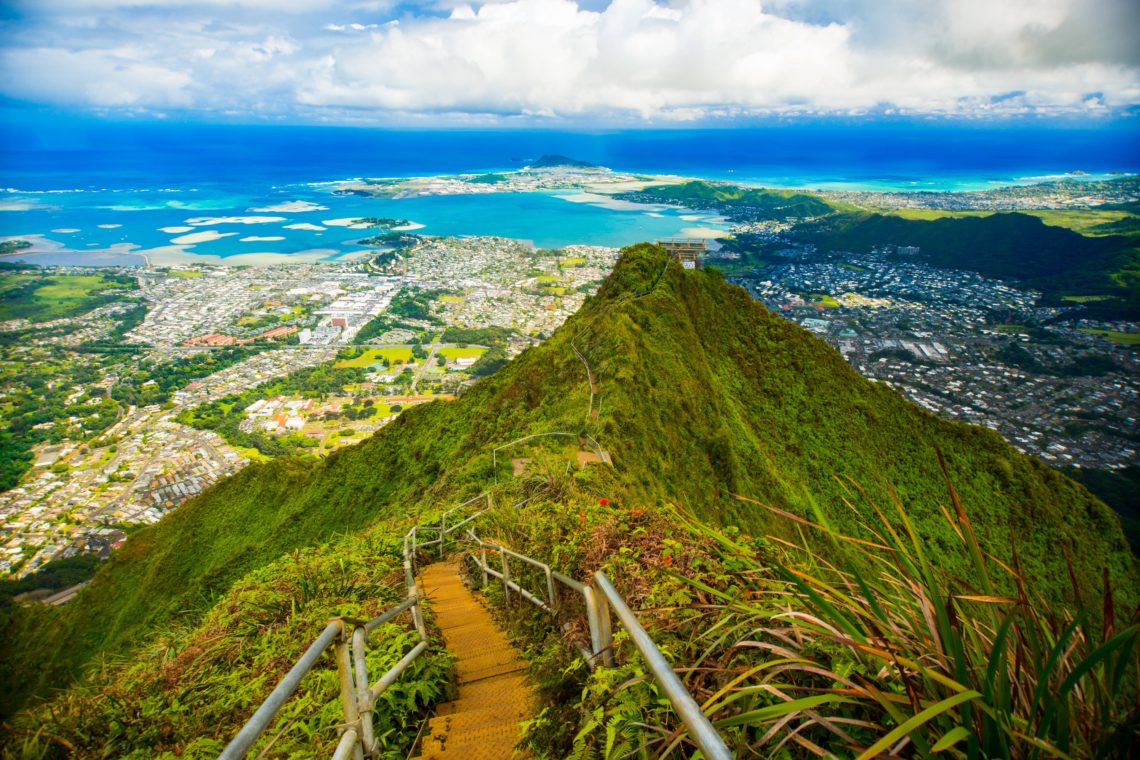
[
  {"left": 44, "top": 581, "right": 90, "bottom": 605},
  {"left": 412, "top": 335, "right": 443, "bottom": 392}
]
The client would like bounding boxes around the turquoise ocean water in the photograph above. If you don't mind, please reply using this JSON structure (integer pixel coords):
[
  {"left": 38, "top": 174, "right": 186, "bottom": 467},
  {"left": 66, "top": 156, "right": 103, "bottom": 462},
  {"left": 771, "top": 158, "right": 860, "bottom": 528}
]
[{"left": 1, "top": 119, "right": 1137, "bottom": 266}]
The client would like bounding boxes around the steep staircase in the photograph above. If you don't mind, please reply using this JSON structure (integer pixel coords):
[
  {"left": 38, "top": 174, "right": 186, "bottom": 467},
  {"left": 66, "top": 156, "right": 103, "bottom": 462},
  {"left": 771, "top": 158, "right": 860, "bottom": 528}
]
[{"left": 414, "top": 561, "right": 533, "bottom": 759}]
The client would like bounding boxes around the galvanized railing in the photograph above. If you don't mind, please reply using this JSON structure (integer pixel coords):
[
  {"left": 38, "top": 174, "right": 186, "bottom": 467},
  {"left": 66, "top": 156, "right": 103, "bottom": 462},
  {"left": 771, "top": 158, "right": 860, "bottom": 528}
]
[
  {"left": 217, "top": 490, "right": 730, "bottom": 759},
  {"left": 464, "top": 528, "right": 733, "bottom": 760},
  {"left": 217, "top": 493, "right": 489, "bottom": 760}
]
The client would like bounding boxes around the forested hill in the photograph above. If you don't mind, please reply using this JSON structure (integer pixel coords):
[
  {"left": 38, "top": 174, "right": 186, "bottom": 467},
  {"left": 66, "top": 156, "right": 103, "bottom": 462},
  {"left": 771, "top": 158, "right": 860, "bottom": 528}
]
[
  {"left": 615, "top": 180, "right": 834, "bottom": 220},
  {"left": 798, "top": 211, "right": 1140, "bottom": 315},
  {"left": 2, "top": 244, "right": 1134, "bottom": 720}
]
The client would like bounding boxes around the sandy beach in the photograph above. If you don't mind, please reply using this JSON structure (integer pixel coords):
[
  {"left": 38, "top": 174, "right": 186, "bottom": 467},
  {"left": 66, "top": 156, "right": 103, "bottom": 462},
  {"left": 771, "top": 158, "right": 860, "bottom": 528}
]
[
  {"left": 248, "top": 200, "right": 328, "bottom": 213},
  {"left": 171, "top": 230, "right": 239, "bottom": 245},
  {"left": 184, "top": 216, "right": 287, "bottom": 226}
]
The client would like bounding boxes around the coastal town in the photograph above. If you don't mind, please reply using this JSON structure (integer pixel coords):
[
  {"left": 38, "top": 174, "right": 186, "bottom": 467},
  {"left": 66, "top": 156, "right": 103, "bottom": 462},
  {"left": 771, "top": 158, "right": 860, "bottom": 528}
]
[
  {"left": 734, "top": 249, "right": 1137, "bottom": 470},
  {"left": 0, "top": 236, "right": 618, "bottom": 577},
  {"left": 1, "top": 178, "right": 1137, "bottom": 581}
]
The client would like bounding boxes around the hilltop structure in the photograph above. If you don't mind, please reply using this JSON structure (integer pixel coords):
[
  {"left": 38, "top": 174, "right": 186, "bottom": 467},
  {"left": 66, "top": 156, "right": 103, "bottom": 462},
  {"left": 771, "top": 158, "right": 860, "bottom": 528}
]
[{"left": 657, "top": 238, "right": 705, "bottom": 269}]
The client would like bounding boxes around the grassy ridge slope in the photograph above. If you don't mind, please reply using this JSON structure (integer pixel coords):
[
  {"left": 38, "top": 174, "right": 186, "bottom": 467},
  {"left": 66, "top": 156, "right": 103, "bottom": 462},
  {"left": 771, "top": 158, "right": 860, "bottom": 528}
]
[{"left": 2, "top": 245, "right": 1134, "bottom": 720}]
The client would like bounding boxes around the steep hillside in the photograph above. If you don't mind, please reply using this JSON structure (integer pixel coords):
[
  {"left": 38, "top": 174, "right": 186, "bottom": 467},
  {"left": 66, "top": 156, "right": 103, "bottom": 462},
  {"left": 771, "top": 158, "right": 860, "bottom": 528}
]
[{"left": 2, "top": 244, "right": 1134, "bottom": 721}]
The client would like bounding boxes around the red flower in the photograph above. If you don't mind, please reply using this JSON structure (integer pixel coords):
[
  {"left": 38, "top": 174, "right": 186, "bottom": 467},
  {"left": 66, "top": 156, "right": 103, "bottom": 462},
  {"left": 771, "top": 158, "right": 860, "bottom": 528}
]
[{"left": 599, "top": 498, "right": 610, "bottom": 505}]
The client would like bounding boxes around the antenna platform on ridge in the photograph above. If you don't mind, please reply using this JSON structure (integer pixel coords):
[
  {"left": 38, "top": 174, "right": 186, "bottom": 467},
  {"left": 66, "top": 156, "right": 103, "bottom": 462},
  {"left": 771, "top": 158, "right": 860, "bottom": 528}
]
[{"left": 658, "top": 238, "right": 706, "bottom": 269}]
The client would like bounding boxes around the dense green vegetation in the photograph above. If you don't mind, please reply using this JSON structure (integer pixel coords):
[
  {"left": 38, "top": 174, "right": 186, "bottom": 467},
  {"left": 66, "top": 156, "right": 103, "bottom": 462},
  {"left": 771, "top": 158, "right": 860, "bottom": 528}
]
[
  {"left": 616, "top": 180, "right": 833, "bottom": 221},
  {"left": 0, "top": 271, "right": 137, "bottom": 323},
  {"left": 440, "top": 324, "right": 516, "bottom": 347},
  {"left": 3, "top": 527, "right": 454, "bottom": 757},
  {"left": 464, "top": 173, "right": 508, "bottom": 184},
  {"left": 467, "top": 345, "right": 508, "bottom": 377},
  {"left": 476, "top": 485, "right": 1137, "bottom": 758},
  {"left": 354, "top": 288, "right": 445, "bottom": 342},
  {"left": 353, "top": 217, "right": 410, "bottom": 229},
  {"left": 1065, "top": 465, "right": 1140, "bottom": 553},
  {"left": 1, "top": 245, "right": 1134, "bottom": 755},
  {"left": 386, "top": 287, "right": 444, "bottom": 323},
  {"left": 358, "top": 231, "right": 422, "bottom": 249},
  {"left": 0, "top": 240, "right": 32, "bottom": 255}
]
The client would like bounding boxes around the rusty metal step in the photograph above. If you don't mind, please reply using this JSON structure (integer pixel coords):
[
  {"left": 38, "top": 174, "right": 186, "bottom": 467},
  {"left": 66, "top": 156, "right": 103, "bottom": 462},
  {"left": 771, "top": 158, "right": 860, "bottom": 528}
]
[{"left": 414, "top": 561, "right": 535, "bottom": 759}]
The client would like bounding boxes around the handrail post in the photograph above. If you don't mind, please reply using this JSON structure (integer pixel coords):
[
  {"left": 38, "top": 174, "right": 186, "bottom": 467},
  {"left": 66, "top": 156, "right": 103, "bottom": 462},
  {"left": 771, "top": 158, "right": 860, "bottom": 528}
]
[
  {"left": 333, "top": 622, "right": 364, "bottom": 760},
  {"left": 351, "top": 625, "right": 375, "bottom": 757},
  {"left": 595, "top": 590, "right": 613, "bottom": 667},
  {"left": 583, "top": 586, "right": 603, "bottom": 665},
  {"left": 439, "top": 513, "right": 447, "bottom": 559},
  {"left": 543, "top": 565, "right": 556, "bottom": 608},
  {"left": 499, "top": 547, "right": 511, "bottom": 605},
  {"left": 480, "top": 545, "right": 489, "bottom": 587}
]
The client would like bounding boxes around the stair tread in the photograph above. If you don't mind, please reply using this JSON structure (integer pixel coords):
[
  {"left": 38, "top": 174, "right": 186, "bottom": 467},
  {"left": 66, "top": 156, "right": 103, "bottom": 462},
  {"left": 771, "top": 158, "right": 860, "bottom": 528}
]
[{"left": 413, "top": 561, "right": 535, "bottom": 758}]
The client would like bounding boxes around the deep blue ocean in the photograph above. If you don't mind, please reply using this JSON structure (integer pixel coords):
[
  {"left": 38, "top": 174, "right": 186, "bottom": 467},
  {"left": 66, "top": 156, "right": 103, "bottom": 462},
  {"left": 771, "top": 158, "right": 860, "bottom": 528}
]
[{"left": 1, "top": 116, "right": 1137, "bottom": 265}]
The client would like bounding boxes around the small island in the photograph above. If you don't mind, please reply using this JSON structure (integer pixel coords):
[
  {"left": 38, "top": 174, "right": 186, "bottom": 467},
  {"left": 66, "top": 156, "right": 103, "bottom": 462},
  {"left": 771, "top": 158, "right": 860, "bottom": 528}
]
[
  {"left": 352, "top": 217, "right": 412, "bottom": 229},
  {"left": 0, "top": 239, "right": 33, "bottom": 255},
  {"left": 528, "top": 154, "right": 596, "bottom": 169}
]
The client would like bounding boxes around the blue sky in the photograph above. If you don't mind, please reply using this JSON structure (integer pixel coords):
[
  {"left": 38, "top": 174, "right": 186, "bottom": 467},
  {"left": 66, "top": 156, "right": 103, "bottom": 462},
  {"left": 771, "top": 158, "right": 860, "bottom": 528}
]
[{"left": 1, "top": 1, "right": 1137, "bottom": 125}]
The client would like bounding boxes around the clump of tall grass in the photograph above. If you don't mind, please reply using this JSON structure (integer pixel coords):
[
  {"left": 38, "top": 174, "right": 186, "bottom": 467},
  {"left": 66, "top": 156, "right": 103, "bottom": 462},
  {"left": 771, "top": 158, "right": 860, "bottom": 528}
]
[{"left": 678, "top": 460, "right": 1139, "bottom": 758}]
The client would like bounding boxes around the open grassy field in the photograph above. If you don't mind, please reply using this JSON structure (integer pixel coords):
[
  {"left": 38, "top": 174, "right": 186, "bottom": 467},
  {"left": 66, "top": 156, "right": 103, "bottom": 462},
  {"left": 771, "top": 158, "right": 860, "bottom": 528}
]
[
  {"left": 1023, "top": 209, "right": 1133, "bottom": 234},
  {"left": 809, "top": 293, "right": 840, "bottom": 308},
  {"left": 882, "top": 207, "right": 1132, "bottom": 235},
  {"left": 438, "top": 346, "right": 486, "bottom": 360},
  {"left": 439, "top": 294, "right": 464, "bottom": 304},
  {"left": 560, "top": 256, "right": 586, "bottom": 267},
  {"left": 0, "top": 273, "right": 135, "bottom": 322},
  {"left": 1063, "top": 294, "right": 1114, "bottom": 303},
  {"left": 884, "top": 208, "right": 989, "bottom": 222},
  {"left": 167, "top": 269, "right": 204, "bottom": 279},
  {"left": 334, "top": 347, "right": 414, "bottom": 368},
  {"left": 1079, "top": 328, "right": 1140, "bottom": 345}
]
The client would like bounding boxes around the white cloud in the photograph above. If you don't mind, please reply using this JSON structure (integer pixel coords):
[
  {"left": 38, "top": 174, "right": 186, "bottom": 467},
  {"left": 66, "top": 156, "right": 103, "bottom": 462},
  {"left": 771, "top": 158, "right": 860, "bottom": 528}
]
[{"left": 1, "top": 0, "right": 1136, "bottom": 121}]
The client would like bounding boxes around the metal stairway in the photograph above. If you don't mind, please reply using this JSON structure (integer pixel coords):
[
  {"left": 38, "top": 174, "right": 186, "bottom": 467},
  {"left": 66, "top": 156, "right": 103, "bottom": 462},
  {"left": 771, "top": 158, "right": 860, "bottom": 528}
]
[
  {"left": 217, "top": 493, "right": 732, "bottom": 760},
  {"left": 413, "top": 561, "right": 532, "bottom": 759}
]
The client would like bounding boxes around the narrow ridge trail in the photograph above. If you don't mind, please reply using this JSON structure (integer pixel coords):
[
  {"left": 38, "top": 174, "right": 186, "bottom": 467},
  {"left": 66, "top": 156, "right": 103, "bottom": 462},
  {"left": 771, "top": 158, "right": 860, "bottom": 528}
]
[{"left": 413, "top": 562, "right": 533, "bottom": 759}]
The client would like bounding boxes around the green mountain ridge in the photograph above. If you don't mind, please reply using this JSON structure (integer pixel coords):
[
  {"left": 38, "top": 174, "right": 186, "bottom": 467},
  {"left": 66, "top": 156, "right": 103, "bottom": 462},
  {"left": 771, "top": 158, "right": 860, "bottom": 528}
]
[
  {"left": 615, "top": 180, "right": 834, "bottom": 221},
  {"left": 1, "top": 245, "right": 1135, "bottom": 753}
]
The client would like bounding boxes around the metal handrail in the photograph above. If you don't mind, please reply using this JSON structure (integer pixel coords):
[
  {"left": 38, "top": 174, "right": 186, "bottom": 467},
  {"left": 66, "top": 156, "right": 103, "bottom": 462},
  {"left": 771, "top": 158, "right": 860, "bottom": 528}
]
[
  {"left": 219, "top": 490, "right": 731, "bottom": 759},
  {"left": 217, "top": 493, "right": 491, "bottom": 760},
  {"left": 593, "top": 573, "right": 733, "bottom": 760},
  {"left": 218, "top": 621, "right": 343, "bottom": 760},
  {"left": 464, "top": 528, "right": 732, "bottom": 759}
]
